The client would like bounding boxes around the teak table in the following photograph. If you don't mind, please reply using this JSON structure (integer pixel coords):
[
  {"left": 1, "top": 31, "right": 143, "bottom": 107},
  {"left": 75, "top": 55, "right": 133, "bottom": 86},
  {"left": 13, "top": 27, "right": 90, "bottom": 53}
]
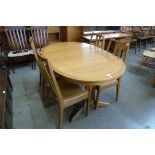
[{"left": 43, "top": 42, "right": 126, "bottom": 120}]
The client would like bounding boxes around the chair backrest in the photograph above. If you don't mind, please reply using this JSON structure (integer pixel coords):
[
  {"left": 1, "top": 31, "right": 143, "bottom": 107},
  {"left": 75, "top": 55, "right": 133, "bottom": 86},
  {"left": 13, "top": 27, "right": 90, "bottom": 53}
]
[
  {"left": 113, "top": 41, "right": 130, "bottom": 63},
  {"left": 37, "top": 50, "right": 64, "bottom": 106},
  {"left": 4, "top": 26, "right": 29, "bottom": 51},
  {"left": 29, "top": 37, "right": 39, "bottom": 62},
  {"left": 90, "top": 33, "right": 105, "bottom": 49},
  {"left": 138, "top": 30, "right": 145, "bottom": 38},
  {"left": 30, "top": 26, "right": 48, "bottom": 49},
  {"left": 105, "top": 39, "right": 115, "bottom": 51}
]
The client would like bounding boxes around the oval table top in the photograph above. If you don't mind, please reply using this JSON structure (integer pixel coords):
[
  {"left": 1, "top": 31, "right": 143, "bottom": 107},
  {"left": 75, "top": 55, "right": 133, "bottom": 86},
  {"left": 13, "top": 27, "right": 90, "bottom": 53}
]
[{"left": 43, "top": 42, "right": 126, "bottom": 85}]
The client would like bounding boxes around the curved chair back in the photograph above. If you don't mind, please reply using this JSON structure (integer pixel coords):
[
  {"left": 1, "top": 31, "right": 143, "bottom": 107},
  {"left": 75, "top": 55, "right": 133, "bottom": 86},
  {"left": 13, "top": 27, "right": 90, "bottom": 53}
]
[
  {"left": 37, "top": 50, "right": 63, "bottom": 106},
  {"left": 4, "top": 26, "right": 29, "bottom": 51},
  {"left": 90, "top": 33, "right": 105, "bottom": 49},
  {"left": 30, "top": 26, "right": 48, "bottom": 49},
  {"left": 29, "top": 37, "right": 39, "bottom": 62},
  {"left": 113, "top": 41, "right": 130, "bottom": 63}
]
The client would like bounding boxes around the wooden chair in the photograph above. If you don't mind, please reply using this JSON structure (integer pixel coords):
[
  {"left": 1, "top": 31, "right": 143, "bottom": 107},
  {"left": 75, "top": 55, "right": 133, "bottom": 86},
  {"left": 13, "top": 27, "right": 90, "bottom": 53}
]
[
  {"left": 136, "top": 50, "right": 155, "bottom": 72},
  {"left": 30, "top": 26, "right": 48, "bottom": 49},
  {"left": 37, "top": 50, "right": 89, "bottom": 128},
  {"left": 95, "top": 41, "right": 130, "bottom": 108},
  {"left": 29, "top": 37, "right": 49, "bottom": 107},
  {"left": 90, "top": 33, "right": 105, "bottom": 49},
  {"left": 29, "top": 37, "right": 44, "bottom": 84},
  {"left": 30, "top": 26, "right": 48, "bottom": 69},
  {"left": 4, "top": 26, "right": 33, "bottom": 73},
  {"left": 105, "top": 39, "right": 115, "bottom": 52},
  {"left": 137, "top": 30, "right": 148, "bottom": 52},
  {"left": 117, "top": 36, "right": 137, "bottom": 54}
]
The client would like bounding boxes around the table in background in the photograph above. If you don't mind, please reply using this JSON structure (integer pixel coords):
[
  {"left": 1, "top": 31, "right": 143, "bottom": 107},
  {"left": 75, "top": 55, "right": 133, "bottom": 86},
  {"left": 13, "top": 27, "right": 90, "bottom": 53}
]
[{"left": 82, "top": 32, "right": 131, "bottom": 42}]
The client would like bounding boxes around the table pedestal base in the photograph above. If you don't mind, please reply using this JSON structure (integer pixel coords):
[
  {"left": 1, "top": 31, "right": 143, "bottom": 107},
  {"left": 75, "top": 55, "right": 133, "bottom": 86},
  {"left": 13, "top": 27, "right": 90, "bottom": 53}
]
[{"left": 97, "top": 101, "right": 111, "bottom": 107}]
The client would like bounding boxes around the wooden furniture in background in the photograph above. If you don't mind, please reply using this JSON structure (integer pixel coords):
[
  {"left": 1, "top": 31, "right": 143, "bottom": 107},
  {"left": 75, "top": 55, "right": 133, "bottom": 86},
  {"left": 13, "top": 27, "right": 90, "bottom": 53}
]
[
  {"left": 137, "top": 50, "right": 155, "bottom": 72},
  {"left": 48, "top": 26, "right": 60, "bottom": 43},
  {"left": 37, "top": 50, "right": 89, "bottom": 128},
  {"left": 4, "top": 26, "right": 33, "bottom": 73},
  {"left": 90, "top": 33, "right": 105, "bottom": 49},
  {"left": 83, "top": 32, "right": 131, "bottom": 42},
  {"left": 60, "top": 26, "right": 83, "bottom": 42},
  {"left": 95, "top": 41, "right": 130, "bottom": 108},
  {"left": 153, "top": 77, "right": 155, "bottom": 87},
  {"left": 0, "top": 68, "right": 13, "bottom": 129},
  {"left": 30, "top": 26, "right": 48, "bottom": 49}
]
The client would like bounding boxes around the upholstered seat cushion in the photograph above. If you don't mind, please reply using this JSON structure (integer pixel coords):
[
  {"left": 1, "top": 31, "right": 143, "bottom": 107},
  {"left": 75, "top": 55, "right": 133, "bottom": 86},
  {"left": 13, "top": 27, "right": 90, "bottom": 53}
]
[
  {"left": 58, "top": 80, "right": 89, "bottom": 108},
  {"left": 8, "top": 50, "right": 33, "bottom": 57},
  {"left": 99, "top": 79, "right": 118, "bottom": 89}
]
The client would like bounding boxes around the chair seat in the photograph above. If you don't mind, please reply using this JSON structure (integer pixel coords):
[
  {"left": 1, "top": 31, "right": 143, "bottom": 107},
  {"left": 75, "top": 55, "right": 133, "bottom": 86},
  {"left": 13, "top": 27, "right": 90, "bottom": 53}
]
[
  {"left": 130, "top": 38, "right": 137, "bottom": 42},
  {"left": 99, "top": 79, "right": 118, "bottom": 89},
  {"left": 143, "top": 51, "right": 155, "bottom": 59},
  {"left": 138, "top": 37, "right": 147, "bottom": 40},
  {"left": 151, "top": 48, "right": 155, "bottom": 52},
  {"left": 8, "top": 49, "right": 33, "bottom": 57},
  {"left": 58, "top": 80, "right": 89, "bottom": 108}
]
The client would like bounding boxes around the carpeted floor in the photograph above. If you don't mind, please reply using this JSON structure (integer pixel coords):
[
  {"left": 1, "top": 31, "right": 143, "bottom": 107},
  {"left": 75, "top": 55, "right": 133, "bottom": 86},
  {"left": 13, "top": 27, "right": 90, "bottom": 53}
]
[{"left": 11, "top": 43, "right": 155, "bottom": 129}]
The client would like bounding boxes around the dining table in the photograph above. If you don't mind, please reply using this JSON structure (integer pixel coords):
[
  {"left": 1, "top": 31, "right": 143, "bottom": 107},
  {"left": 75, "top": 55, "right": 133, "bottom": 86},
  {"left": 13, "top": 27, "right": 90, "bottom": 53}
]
[
  {"left": 82, "top": 32, "right": 131, "bottom": 42},
  {"left": 42, "top": 42, "right": 126, "bottom": 121}
]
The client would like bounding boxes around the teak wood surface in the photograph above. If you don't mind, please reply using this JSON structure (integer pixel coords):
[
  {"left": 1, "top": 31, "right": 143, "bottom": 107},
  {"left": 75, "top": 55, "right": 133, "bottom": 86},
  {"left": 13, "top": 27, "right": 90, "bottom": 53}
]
[{"left": 42, "top": 42, "right": 126, "bottom": 85}]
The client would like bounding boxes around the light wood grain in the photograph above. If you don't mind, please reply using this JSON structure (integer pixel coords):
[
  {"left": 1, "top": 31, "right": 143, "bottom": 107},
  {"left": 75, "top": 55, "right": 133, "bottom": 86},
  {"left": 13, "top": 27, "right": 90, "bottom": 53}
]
[
  {"left": 83, "top": 32, "right": 131, "bottom": 41},
  {"left": 43, "top": 42, "right": 126, "bottom": 85}
]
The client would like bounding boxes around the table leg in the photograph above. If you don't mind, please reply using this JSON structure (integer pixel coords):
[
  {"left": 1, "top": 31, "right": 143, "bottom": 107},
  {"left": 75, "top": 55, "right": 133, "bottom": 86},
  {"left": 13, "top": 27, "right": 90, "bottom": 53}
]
[
  {"left": 153, "top": 77, "right": 155, "bottom": 87},
  {"left": 95, "top": 86, "right": 111, "bottom": 108},
  {"left": 69, "top": 85, "right": 111, "bottom": 122},
  {"left": 97, "top": 102, "right": 111, "bottom": 107},
  {"left": 69, "top": 85, "right": 94, "bottom": 122}
]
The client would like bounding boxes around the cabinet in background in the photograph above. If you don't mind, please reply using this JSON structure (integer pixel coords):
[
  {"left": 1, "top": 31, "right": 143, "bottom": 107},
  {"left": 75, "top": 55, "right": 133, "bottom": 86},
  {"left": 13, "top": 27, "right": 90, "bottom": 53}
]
[
  {"left": 0, "top": 68, "right": 13, "bottom": 129},
  {"left": 60, "top": 26, "right": 83, "bottom": 42}
]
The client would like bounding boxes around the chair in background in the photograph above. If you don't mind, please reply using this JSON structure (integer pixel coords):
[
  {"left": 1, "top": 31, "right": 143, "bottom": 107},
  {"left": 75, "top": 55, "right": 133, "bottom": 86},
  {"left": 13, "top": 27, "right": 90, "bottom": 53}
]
[
  {"left": 137, "top": 29, "right": 148, "bottom": 52},
  {"left": 95, "top": 41, "right": 130, "bottom": 109},
  {"left": 117, "top": 35, "right": 137, "bottom": 54},
  {"left": 37, "top": 50, "right": 89, "bottom": 128},
  {"left": 30, "top": 26, "right": 48, "bottom": 49},
  {"left": 90, "top": 33, "right": 105, "bottom": 49},
  {"left": 148, "top": 28, "right": 155, "bottom": 45},
  {"left": 136, "top": 50, "right": 155, "bottom": 72},
  {"left": 4, "top": 26, "right": 33, "bottom": 73},
  {"left": 30, "top": 26, "right": 48, "bottom": 70}
]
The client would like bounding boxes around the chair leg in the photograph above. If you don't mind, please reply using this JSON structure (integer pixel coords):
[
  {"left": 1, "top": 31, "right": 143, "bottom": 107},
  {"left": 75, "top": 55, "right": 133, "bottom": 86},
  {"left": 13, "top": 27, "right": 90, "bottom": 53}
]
[
  {"left": 11, "top": 61, "right": 15, "bottom": 73},
  {"left": 135, "top": 41, "right": 137, "bottom": 54},
  {"left": 136, "top": 57, "right": 147, "bottom": 72},
  {"left": 139, "top": 40, "right": 141, "bottom": 52},
  {"left": 116, "top": 79, "right": 120, "bottom": 101},
  {"left": 39, "top": 72, "right": 42, "bottom": 86},
  {"left": 145, "top": 39, "right": 147, "bottom": 49},
  {"left": 87, "top": 85, "right": 93, "bottom": 112},
  {"left": 85, "top": 99, "right": 89, "bottom": 116},
  {"left": 59, "top": 108, "right": 64, "bottom": 129},
  {"left": 32, "top": 61, "right": 36, "bottom": 70},
  {"left": 42, "top": 83, "right": 49, "bottom": 107},
  {"left": 95, "top": 86, "right": 101, "bottom": 109}
]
